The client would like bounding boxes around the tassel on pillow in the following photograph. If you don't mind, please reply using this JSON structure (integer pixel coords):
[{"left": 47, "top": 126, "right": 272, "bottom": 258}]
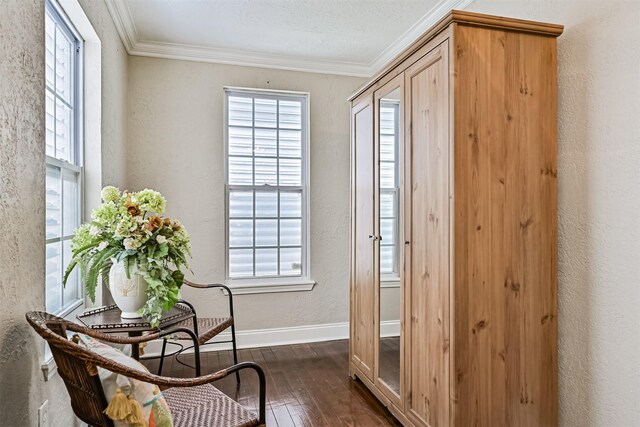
[
  {"left": 139, "top": 342, "right": 147, "bottom": 356},
  {"left": 104, "top": 388, "right": 132, "bottom": 421},
  {"left": 125, "top": 394, "right": 148, "bottom": 427},
  {"left": 104, "top": 388, "right": 148, "bottom": 427}
]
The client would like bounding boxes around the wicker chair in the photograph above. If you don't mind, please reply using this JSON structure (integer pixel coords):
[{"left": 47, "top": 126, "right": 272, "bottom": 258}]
[
  {"left": 26, "top": 311, "right": 265, "bottom": 427},
  {"left": 157, "top": 280, "right": 240, "bottom": 383}
]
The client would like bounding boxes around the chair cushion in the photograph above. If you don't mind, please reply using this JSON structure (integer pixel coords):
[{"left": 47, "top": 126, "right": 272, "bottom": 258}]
[
  {"left": 164, "top": 384, "right": 259, "bottom": 427},
  {"left": 75, "top": 333, "right": 174, "bottom": 427},
  {"left": 171, "top": 317, "right": 234, "bottom": 345}
]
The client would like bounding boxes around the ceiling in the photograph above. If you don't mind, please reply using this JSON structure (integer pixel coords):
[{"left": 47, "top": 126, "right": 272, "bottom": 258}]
[{"left": 105, "top": 0, "right": 473, "bottom": 77}]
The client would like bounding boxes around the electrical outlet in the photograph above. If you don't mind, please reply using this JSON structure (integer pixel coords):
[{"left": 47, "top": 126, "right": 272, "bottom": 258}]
[{"left": 38, "top": 400, "right": 49, "bottom": 427}]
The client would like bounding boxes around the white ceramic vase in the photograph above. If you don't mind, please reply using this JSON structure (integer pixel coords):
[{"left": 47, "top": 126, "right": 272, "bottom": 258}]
[{"left": 108, "top": 260, "right": 148, "bottom": 319}]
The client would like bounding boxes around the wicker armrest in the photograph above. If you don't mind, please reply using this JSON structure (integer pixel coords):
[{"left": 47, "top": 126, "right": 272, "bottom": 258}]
[
  {"left": 26, "top": 312, "right": 223, "bottom": 387},
  {"left": 64, "top": 322, "right": 197, "bottom": 346}
]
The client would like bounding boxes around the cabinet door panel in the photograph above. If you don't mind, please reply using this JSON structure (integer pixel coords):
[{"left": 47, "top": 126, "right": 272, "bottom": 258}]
[
  {"left": 404, "top": 41, "right": 450, "bottom": 427},
  {"left": 351, "top": 96, "right": 375, "bottom": 380}
]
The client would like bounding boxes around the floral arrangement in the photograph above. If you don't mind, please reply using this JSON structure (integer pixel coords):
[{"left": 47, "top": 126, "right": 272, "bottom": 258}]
[{"left": 64, "top": 186, "right": 191, "bottom": 326}]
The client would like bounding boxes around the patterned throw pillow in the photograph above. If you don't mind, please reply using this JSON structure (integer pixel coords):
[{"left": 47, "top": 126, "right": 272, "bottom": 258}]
[{"left": 75, "top": 333, "right": 174, "bottom": 427}]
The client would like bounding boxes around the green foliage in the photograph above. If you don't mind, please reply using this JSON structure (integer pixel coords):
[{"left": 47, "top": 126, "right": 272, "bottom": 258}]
[
  {"left": 124, "top": 255, "right": 132, "bottom": 280},
  {"left": 63, "top": 187, "right": 191, "bottom": 327},
  {"left": 84, "top": 247, "right": 119, "bottom": 302},
  {"left": 156, "top": 243, "right": 169, "bottom": 258}
]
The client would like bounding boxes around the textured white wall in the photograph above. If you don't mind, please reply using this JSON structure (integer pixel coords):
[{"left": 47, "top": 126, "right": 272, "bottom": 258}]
[
  {"left": 78, "top": 0, "right": 128, "bottom": 189},
  {"left": 0, "top": 0, "right": 128, "bottom": 425},
  {"left": 465, "top": 1, "right": 640, "bottom": 425},
  {"left": 127, "top": 57, "right": 365, "bottom": 330},
  {"left": 0, "top": 3, "right": 70, "bottom": 425}
]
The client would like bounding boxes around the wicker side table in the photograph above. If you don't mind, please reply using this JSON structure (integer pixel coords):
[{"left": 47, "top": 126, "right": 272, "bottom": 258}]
[{"left": 77, "top": 304, "right": 196, "bottom": 361}]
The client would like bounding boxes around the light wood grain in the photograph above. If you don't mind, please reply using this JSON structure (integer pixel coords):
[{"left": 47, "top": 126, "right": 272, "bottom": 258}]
[
  {"left": 349, "top": 10, "right": 563, "bottom": 102},
  {"left": 404, "top": 41, "right": 450, "bottom": 427},
  {"left": 350, "top": 96, "right": 376, "bottom": 381},
  {"left": 451, "top": 24, "right": 558, "bottom": 427}
]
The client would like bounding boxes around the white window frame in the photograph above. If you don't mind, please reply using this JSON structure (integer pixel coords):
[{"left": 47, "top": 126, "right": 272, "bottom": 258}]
[
  {"left": 379, "top": 100, "right": 401, "bottom": 286},
  {"left": 45, "top": 0, "right": 85, "bottom": 318},
  {"left": 42, "top": 0, "right": 104, "bottom": 381},
  {"left": 223, "top": 87, "right": 314, "bottom": 294}
]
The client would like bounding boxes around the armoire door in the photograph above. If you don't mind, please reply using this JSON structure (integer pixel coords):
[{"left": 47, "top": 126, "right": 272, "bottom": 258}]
[
  {"left": 404, "top": 40, "right": 451, "bottom": 427},
  {"left": 350, "top": 95, "right": 375, "bottom": 380}
]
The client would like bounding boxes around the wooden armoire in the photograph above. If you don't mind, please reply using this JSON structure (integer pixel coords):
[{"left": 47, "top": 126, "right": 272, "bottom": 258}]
[{"left": 349, "top": 10, "right": 563, "bottom": 427}]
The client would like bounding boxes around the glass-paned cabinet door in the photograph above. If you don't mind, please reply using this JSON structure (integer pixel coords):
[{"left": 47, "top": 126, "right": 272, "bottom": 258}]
[{"left": 375, "top": 75, "right": 403, "bottom": 403}]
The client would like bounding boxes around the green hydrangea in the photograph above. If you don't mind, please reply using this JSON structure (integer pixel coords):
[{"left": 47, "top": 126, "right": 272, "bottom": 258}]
[
  {"left": 133, "top": 232, "right": 150, "bottom": 247},
  {"left": 91, "top": 202, "right": 119, "bottom": 226},
  {"left": 172, "top": 227, "right": 190, "bottom": 246},
  {"left": 114, "top": 219, "right": 132, "bottom": 238},
  {"left": 169, "top": 226, "right": 191, "bottom": 254},
  {"left": 135, "top": 189, "right": 166, "bottom": 214},
  {"left": 70, "top": 223, "right": 94, "bottom": 249},
  {"left": 100, "top": 186, "right": 121, "bottom": 203},
  {"left": 123, "top": 236, "right": 143, "bottom": 250}
]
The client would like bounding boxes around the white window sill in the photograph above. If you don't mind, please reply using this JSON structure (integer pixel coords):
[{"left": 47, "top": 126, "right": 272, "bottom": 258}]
[
  {"left": 42, "top": 356, "right": 58, "bottom": 381},
  {"left": 381, "top": 276, "right": 400, "bottom": 288},
  {"left": 224, "top": 279, "right": 316, "bottom": 295}
]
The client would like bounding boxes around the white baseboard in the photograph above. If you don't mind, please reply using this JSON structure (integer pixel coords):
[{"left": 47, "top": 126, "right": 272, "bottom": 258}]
[
  {"left": 380, "top": 319, "right": 401, "bottom": 338},
  {"left": 143, "top": 320, "right": 400, "bottom": 357}
]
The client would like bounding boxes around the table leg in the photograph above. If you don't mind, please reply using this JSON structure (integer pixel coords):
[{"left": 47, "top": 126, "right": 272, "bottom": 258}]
[{"left": 129, "top": 331, "right": 142, "bottom": 360}]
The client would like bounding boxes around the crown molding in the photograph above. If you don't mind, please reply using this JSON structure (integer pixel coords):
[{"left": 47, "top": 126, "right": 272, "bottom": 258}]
[
  {"left": 368, "top": 0, "right": 475, "bottom": 73},
  {"left": 105, "top": 0, "right": 474, "bottom": 77},
  {"left": 104, "top": 0, "right": 137, "bottom": 52},
  {"left": 130, "top": 40, "right": 373, "bottom": 77}
]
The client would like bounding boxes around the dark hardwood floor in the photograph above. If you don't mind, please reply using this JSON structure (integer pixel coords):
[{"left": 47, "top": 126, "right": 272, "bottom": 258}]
[{"left": 143, "top": 339, "right": 402, "bottom": 426}]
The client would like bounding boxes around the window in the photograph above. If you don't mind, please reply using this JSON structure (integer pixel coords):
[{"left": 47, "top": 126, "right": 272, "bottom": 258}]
[
  {"left": 45, "top": 1, "right": 83, "bottom": 315},
  {"left": 380, "top": 101, "right": 400, "bottom": 279},
  {"left": 225, "top": 89, "right": 309, "bottom": 282}
]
